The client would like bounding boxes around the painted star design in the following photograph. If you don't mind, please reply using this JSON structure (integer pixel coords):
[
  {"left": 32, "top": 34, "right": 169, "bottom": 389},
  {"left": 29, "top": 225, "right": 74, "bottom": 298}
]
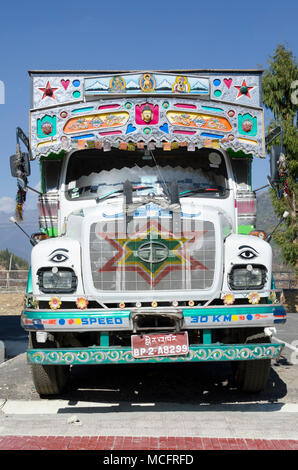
[
  {"left": 39, "top": 81, "right": 58, "bottom": 100},
  {"left": 234, "top": 79, "right": 254, "bottom": 99},
  {"left": 96, "top": 219, "right": 208, "bottom": 287}
]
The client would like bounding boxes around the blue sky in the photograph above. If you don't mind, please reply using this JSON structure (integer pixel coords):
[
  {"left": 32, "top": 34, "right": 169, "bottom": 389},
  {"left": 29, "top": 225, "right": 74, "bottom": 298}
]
[{"left": 0, "top": 0, "right": 297, "bottom": 214}]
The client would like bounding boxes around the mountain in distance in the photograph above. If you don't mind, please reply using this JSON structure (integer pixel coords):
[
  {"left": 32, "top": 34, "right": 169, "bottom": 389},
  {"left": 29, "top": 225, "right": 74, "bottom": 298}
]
[
  {"left": 85, "top": 80, "right": 109, "bottom": 92},
  {"left": 255, "top": 190, "right": 288, "bottom": 270},
  {"left": 125, "top": 80, "right": 140, "bottom": 91},
  {"left": 191, "top": 80, "right": 209, "bottom": 92},
  {"left": 156, "top": 79, "right": 172, "bottom": 91},
  {"left": 0, "top": 189, "right": 290, "bottom": 271},
  {"left": 0, "top": 208, "right": 39, "bottom": 262}
]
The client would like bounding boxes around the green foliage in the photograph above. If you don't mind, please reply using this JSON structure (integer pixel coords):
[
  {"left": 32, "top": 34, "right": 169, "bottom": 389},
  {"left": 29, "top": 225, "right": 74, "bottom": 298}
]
[
  {"left": 0, "top": 249, "right": 29, "bottom": 270},
  {"left": 262, "top": 44, "right": 298, "bottom": 270}
]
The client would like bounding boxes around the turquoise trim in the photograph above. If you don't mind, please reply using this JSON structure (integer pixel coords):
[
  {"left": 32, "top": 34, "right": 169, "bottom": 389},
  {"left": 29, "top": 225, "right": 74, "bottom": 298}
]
[
  {"left": 26, "top": 268, "right": 33, "bottom": 294},
  {"left": 100, "top": 332, "right": 110, "bottom": 347},
  {"left": 24, "top": 310, "right": 131, "bottom": 319},
  {"left": 182, "top": 305, "right": 284, "bottom": 317},
  {"left": 24, "top": 304, "right": 284, "bottom": 320},
  {"left": 27, "top": 343, "right": 284, "bottom": 365},
  {"left": 203, "top": 330, "right": 212, "bottom": 344}
]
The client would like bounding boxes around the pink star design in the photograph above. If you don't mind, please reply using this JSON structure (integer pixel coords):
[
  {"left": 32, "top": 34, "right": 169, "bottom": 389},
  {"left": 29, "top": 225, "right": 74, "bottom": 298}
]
[{"left": 39, "top": 81, "right": 58, "bottom": 100}]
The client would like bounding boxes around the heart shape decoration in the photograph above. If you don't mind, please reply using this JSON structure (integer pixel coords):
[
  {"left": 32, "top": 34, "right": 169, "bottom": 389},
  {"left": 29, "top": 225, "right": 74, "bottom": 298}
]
[
  {"left": 126, "top": 124, "right": 136, "bottom": 134},
  {"left": 224, "top": 78, "right": 232, "bottom": 89},
  {"left": 159, "top": 123, "right": 169, "bottom": 133},
  {"left": 61, "top": 79, "right": 70, "bottom": 90}
]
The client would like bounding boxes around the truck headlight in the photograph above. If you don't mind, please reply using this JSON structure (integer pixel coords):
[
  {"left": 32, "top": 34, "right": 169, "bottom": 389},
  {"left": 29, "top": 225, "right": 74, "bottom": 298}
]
[
  {"left": 228, "top": 264, "right": 267, "bottom": 290},
  {"left": 37, "top": 267, "right": 77, "bottom": 293}
]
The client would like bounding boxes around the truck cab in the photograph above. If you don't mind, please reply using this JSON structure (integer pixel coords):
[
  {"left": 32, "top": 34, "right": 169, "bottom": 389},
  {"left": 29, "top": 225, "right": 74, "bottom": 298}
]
[{"left": 11, "top": 70, "right": 286, "bottom": 395}]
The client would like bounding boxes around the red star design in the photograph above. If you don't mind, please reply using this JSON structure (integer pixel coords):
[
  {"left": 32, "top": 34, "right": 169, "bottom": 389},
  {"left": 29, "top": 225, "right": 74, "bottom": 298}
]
[
  {"left": 234, "top": 79, "right": 254, "bottom": 99},
  {"left": 39, "top": 81, "right": 58, "bottom": 100}
]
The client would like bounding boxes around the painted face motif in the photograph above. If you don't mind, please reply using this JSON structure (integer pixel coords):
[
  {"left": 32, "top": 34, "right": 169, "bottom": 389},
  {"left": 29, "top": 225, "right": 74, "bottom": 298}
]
[
  {"left": 49, "top": 248, "right": 69, "bottom": 263},
  {"left": 238, "top": 245, "right": 258, "bottom": 260},
  {"left": 141, "top": 106, "right": 153, "bottom": 123}
]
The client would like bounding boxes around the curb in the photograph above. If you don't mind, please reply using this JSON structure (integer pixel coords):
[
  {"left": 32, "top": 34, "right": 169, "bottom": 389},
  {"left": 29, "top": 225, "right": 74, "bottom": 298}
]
[
  {"left": 0, "top": 435, "right": 298, "bottom": 450},
  {"left": 0, "top": 341, "right": 5, "bottom": 364}
]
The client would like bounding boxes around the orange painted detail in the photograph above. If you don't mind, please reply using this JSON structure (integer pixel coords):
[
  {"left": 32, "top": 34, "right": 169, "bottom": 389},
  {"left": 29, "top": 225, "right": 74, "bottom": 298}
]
[
  {"left": 63, "top": 112, "right": 129, "bottom": 134},
  {"left": 166, "top": 111, "right": 232, "bottom": 132}
]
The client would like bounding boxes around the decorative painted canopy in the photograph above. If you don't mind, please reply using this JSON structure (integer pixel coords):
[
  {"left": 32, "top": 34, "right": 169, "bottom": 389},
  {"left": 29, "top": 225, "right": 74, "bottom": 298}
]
[{"left": 29, "top": 70, "right": 265, "bottom": 159}]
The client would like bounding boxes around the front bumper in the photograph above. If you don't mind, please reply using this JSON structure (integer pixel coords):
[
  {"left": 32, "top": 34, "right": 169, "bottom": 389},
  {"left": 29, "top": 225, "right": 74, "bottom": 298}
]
[
  {"left": 27, "top": 342, "right": 284, "bottom": 365},
  {"left": 21, "top": 304, "right": 286, "bottom": 332}
]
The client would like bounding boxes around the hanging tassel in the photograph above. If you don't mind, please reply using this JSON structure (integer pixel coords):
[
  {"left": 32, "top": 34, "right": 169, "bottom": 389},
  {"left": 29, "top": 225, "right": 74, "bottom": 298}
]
[{"left": 15, "top": 183, "right": 26, "bottom": 222}]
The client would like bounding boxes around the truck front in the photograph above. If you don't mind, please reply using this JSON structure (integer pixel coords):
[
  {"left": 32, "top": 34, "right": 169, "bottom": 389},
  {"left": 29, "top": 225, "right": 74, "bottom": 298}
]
[{"left": 20, "top": 70, "right": 286, "bottom": 395}]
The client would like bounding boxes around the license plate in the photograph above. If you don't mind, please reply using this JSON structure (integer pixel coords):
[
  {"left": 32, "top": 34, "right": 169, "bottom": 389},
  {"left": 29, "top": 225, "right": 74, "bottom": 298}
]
[{"left": 131, "top": 332, "right": 189, "bottom": 359}]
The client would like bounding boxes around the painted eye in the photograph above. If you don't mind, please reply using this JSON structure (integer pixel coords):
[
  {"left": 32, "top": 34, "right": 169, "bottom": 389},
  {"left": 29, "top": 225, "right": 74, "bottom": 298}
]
[
  {"left": 239, "top": 250, "right": 257, "bottom": 260},
  {"left": 50, "top": 253, "right": 68, "bottom": 263}
]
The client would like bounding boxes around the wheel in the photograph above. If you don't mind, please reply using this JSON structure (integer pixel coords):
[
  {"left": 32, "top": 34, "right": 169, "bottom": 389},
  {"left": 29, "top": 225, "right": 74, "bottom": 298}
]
[
  {"left": 232, "top": 330, "right": 271, "bottom": 393},
  {"left": 233, "top": 358, "right": 271, "bottom": 393},
  {"left": 29, "top": 332, "right": 70, "bottom": 396}
]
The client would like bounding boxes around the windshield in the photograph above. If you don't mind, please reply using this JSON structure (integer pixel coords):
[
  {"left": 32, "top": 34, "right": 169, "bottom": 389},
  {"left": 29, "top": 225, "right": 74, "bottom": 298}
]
[{"left": 65, "top": 148, "right": 229, "bottom": 201}]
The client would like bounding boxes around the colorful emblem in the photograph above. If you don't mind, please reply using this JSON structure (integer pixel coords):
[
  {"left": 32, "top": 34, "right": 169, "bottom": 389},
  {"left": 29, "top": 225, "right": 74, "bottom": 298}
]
[
  {"left": 238, "top": 113, "right": 257, "bottom": 136},
  {"left": 63, "top": 112, "right": 129, "bottom": 134},
  {"left": 39, "top": 81, "right": 58, "bottom": 100},
  {"left": 234, "top": 79, "right": 254, "bottom": 99},
  {"left": 222, "top": 293, "right": 235, "bottom": 305},
  {"left": 37, "top": 115, "right": 57, "bottom": 139},
  {"left": 135, "top": 103, "right": 159, "bottom": 125},
  {"left": 248, "top": 292, "right": 260, "bottom": 305},
  {"left": 166, "top": 111, "right": 232, "bottom": 132},
  {"left": 109, "top": 76, "right": 126, "bottom": 93},
  {"left": 172, "top": 76, "right": 191, "bottom": 93},
  {"left": 49, "top": 297, "right": 62, "bottom": 310},
  {"left": 76, "top": 297, "right": 89, "bottom": 310},
  {"left": 139, "top": 73, "right": 156, "bottom": 92},
  {"left": 96, "top": 220, "right": 208, "bottom": 287}
]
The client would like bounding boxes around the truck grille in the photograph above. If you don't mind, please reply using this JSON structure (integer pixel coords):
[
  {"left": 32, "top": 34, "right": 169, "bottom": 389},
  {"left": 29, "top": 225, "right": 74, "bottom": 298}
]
[{"left": 89, "top": 211, "right": 215, "bottom": 292}]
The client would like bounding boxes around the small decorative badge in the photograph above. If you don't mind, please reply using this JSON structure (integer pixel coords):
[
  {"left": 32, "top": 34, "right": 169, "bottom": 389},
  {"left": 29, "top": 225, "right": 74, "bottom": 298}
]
[
  {"left": 248, "top": 292, "right": 260, "bottom": 305},
  {"left": 222, "top": 293, "right": 235, "bottom": 305},
  {"left": 76, "top": 297, "right": 89, "bottom": 310},
  {"left": 49, "top": 296, "right": 62, "bottom": 310}
]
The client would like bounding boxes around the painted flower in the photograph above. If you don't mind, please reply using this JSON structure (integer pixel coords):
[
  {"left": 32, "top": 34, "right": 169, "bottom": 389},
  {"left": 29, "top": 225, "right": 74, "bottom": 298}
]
[
  {"left": 49, "top": 297, "right": 62, "bottom": 310},
  {"left": 76, "top": 297, "right": 89, "bottom": 310},
  {"left": 222, "top": 293, "right": 235, "bottom": 305},
  {"left": 248, "top": 292, "right": 260, "bottom": 305}
]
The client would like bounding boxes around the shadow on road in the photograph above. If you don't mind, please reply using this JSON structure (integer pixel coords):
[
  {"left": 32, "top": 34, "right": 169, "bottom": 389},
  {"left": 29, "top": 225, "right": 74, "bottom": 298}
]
[
  {"left": 0, "top": 316, "right": 291, "bottom": 406},
  {"left": 51, "top": 359, "right": 288, "bottom": 410},
  {"left": 0, "top": 315, "right": 28, "bottom": 359}
]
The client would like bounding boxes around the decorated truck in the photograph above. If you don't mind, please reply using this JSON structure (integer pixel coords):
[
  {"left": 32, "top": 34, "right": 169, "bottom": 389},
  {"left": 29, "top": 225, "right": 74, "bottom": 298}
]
[{"left": 10, "top": 69, "right": 287, "bottom": 396}]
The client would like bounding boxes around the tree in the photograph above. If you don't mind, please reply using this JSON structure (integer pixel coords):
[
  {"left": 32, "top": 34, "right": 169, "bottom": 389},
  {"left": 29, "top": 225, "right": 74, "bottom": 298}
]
[{"left": 262, "top": 44, "right": 298, "bottom": 271}]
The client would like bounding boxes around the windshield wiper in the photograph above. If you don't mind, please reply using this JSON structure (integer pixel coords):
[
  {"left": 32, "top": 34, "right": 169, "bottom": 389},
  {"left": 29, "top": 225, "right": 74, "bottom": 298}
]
[
  {"left": 179, "top": 186, "right": 227, "bottom": 196},
  {"left": 96, "top": 184, "right": 154, "bottom": 203}
]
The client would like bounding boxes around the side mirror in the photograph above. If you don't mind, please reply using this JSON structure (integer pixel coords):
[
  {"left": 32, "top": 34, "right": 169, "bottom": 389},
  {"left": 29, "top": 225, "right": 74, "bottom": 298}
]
[
  {"left": 265, "top": 210, "right": 289, "bottom": 243},
  {"left": 10, "top": 144, "right": 31, "bottom": 179},
  {"left": 270, "top": 145, "right": 284, "bottom": 184}
]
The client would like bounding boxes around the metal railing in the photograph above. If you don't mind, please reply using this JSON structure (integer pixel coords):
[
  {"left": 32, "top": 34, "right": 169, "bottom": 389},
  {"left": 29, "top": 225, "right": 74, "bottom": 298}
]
[
  {"left": 0, "top": 270, "right": 29, "bottom": 292},
  {"left": 273, "top": 271, "right": 297, "bottom": 290}
]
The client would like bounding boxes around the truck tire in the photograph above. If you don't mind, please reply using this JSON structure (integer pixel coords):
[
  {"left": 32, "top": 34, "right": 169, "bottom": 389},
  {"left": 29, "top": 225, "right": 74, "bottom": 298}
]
[
  {"left": 29, "top": 332, "right": 70, "bottom": 396},
  {"left": 233, "top": 332, "right": 271, "bottom": 393},
  {"left": 234, "top": 358, "right": 271, "bottom": 393}
]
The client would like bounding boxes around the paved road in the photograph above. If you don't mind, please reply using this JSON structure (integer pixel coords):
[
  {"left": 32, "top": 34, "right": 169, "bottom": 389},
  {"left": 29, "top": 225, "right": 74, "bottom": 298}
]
[{"left": 0, "top": 314, "right": 297, "bottom": 446}]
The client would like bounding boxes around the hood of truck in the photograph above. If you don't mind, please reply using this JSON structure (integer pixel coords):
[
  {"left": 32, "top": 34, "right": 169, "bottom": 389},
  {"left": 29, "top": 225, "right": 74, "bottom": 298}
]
[{"left": 66, "top": 199, "right": 231, "bottom": 302}]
